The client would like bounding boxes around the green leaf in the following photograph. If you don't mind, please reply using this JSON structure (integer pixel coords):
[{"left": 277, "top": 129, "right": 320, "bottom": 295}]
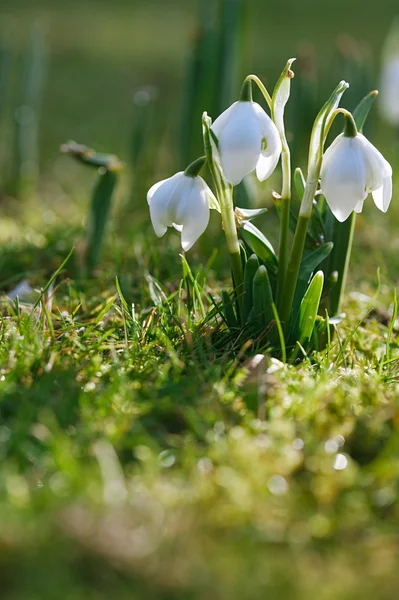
[
  {"left": 222, "top": 290, "right": 239, "bottom": 330},
  {"left": 352, "top": 90, "right": 379, "bottom": 132},
  {"left": 86, "top": 170, "right": 118, "bottom": 272},
  {"left": 299, "top": 242, "right": 333, "bottom": 283},
  {"left": 294, "top": 167, "right": 305, "bottom": 200},
  {"left": 235, "top": 207, "right": 268, "bottom": 221},
  {"left": 308, "top": 80, "right": 349, "bottom": 172},
  {"left": 291, "top": 242, "right": 333, "bottom": 323},
  {"left": 240, "top": 221, "right": 278, "bottom": 274},
  {"left": 242, "top": 254, "right": 259, "bottom": 325},
  {"left": 252, "top": 265, "right": 274, "bottom": 329},
  {"left": 298, "top": 270, "right": 324, "bottom": 342},
  {"left": 239, "top": 240, "right": 248, "bottom": 272}
]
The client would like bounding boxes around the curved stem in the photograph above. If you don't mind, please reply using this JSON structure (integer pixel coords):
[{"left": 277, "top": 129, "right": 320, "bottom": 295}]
[
  {"left": 324, "top": 108, "right": 357, "bottom": 141},
  {"left": 244, "top": 75, "right": 272, "bottom": 109}
]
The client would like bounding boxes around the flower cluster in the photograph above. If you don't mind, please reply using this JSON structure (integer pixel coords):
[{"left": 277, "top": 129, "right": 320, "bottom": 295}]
[
  {"left": 148, "top": 85, "right": 391, "bottom": 251},
  {"left": 147, "top": 95, "right": 282, "bottom": 250},
  {"left": 146, "top": 61, "right": 394, "bottom": 355}
]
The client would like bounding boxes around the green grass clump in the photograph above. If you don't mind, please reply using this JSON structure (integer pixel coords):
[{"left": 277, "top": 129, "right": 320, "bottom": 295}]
[{"left": 0, "top": 205, "right": 398, "bottom": 599}]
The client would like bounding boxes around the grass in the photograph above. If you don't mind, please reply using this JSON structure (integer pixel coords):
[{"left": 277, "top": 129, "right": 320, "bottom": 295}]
[
  {"left": 0, "top": 196, "right": 398, "bottom": 599},
  {"left": 1, "top": 0, "right": 399, "bottom": 598}
]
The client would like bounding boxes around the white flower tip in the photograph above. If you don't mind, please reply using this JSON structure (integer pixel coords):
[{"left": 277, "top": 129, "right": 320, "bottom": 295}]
[
  {"left": 152, "top": 223, "right": 167, "bottom": 238},
  {"left": 181, "top": 239, "right": 194, "bottom": 252},
  {"left": 331, "top": 209, "right": 349, "bottom": 223}
]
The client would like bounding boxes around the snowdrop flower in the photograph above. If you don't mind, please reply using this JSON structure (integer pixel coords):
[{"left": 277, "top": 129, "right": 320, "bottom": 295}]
[
  {"left": 211, "top": 85, "right": 281, "bottom": 186},
  {"left": 379, "top": 56, "right": 399, "bottom": 126},
  {"left": 320, "top": 125, "right": 392, "bottom": 222},
  {"left": 147, "top": 159, "right": 216, "bottom": 251}
]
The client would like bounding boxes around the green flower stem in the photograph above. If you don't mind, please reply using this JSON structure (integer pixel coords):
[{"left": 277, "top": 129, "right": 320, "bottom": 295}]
[
  {"left": 327, "top": 212, "right": 356, "bottom": 316},
  {"left": 220, "top": 183, "right": 243, "bottom": 317},
  {"left": 276, "top": 146, "right": 291, "bottom": 308},
  {"left": 244, "top": 75, "right": 272, "bottom": 109},
  {"left": 202, "top": 113, "right": 243, "bottom": 319},
  {"left": 279, "top": 169, "right": 319, "bottom": 328}
]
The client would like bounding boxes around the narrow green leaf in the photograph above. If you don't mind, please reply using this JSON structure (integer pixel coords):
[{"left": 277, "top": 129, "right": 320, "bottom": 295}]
[
  {"left": 180, "top": 254, "right": 195, "bottom": 284},
  {"left": 222, "top": 290, "right": 239, "bottom": 330},
  {"left": 291, "top": 242, "right": 333, "bottom": 326},
  {"left": 271, "top": 302, "right": 286, "bottom": 363},
  {"left": 299, "top": 242, "right": 333, "bottom": 283},
  {"left": 235, "top": 207, "right": 268, "bottom": 220},
  {"left": 32, "top": 247, "right": 74, "bottom": 310},
  {"left": 352, "top": 90, "right": 378, "bottom": 132},
  {"left": 298, "top": 270, "right": 324, "bottom": 341},
  {"left": 294, "top": 167, "right": 305, "bottom": 200},
  {"left": 252, "top": 265, "right": 274, "bottom": 329},
  {"left": 240, "top": 221, "right": 278, "bottom": 274},
  {"left": 242, "top": 254, "right": 259, "bottom": 325},
  {"left": 385, "top": 288, "right": 397, "bottom": 365},
  {"left": 86, "top": 170, "right": 118, "bottom": 271},
  {"left": 239, "top": 240, "right": 248, "bottom": 272},
  {"left": 308, "top": 80, "right": 349, "bottom": 172},
  {"left": 115, "top": 275, "right": 130, "bottom": 314}
]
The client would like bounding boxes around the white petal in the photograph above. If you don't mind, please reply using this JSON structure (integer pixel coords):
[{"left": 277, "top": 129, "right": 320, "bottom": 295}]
[
  {"left": 252, "top": 104, "right": 282, "bottom": 181},
  {"left": 147, "top": 172, "right": 184, "bottom": 237},
  {"left": 357, "top": 133, "right": 392, "bottom": 193},
  {"left": 354, "top": 199, "right": 364, "bottom": 213},
  {"left": 211, "top": 102, "right": 264, "bottom": 186},
  {"left": 252, "top": 103, "right": 282, "bottom": 159},
  {"left": 372, "top": 175, "right": 392, "bottom": 212},
  {"left": 211, "top": 102, "right": 239, "bottom": 138},
  {"left": 165, "top": 173, "right": 187, "bottom": 226},
  {"left": 256, "top": 149, "right": 281, "bottom": 182},
  {"left": 177, "top": 178, "right": 210, "bottom": 251},
  {"left": 321, "top": 135, "right": 367, "bottom": 222}
]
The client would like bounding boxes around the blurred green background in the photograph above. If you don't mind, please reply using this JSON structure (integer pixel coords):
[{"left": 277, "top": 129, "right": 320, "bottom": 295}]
[
  {"left": 0, "top": 0, "right": 398, "bottom": 287},
  {"left": 1, "top": 0, "right": 398, "bottom": 170}
]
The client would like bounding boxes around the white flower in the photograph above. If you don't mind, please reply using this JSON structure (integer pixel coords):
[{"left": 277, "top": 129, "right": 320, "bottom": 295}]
[
  {"left": 147, "top": 172, "right": 215, "bottom": 251},
  {"left": 211, "top": 101, "right": 282, "bottom": 186},
  {"left": 320, "top": 133, "right": 392, "bottom": 222},
  {"left": 379, "top": 56, "right": 399, "bottom": 125}
]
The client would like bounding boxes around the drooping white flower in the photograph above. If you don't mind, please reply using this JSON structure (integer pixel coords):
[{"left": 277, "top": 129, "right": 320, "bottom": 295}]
[
  {"left": 320, "top": 132, "right": 392, "bottom": 222},
  {"left": 147, "top": 171, "right": 215, "bottom": 251},
  {"left": 379, "top": 56, "right": 399, "bottom": 125},
  {"left": 211, "top": 101, "right": 282, "bottom": 186}
]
